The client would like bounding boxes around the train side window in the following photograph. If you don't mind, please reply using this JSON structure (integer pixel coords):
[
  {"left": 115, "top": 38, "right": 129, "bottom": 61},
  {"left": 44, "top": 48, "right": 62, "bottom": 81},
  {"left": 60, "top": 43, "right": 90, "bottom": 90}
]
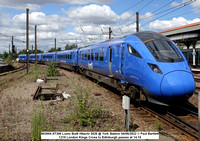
[
  {"left": 82, "top": 54, "right": 84, "bottom": 60},
  {"left": 88, "top": 53, "right": 90, "bottom": 60},
  {"left": 91, "top": 53, "right": 94, "bottom": 60},
  {"left": 128, "top": 44, "right": 142, "bottom": 58},
  {"left": 100, "top": 52, "right": 104, "bottom": 61},
  {"left": 70, "top": 54, "right": 72, "bottom": 59},
  {"left": 95, "top": 53, "right": 98, "bottom": 61},
  {"left": 85, "top": 53, "right": 87, "bottom": 60}
]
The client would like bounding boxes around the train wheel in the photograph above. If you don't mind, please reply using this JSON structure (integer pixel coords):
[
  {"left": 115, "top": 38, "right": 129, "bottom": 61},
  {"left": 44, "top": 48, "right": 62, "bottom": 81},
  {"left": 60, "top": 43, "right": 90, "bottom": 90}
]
[
  {"left": 129, "top": 86, "right": 137, "bottom": 100},
  {"left": 139, "top": 89, "right": 148, "bottom": 102}
]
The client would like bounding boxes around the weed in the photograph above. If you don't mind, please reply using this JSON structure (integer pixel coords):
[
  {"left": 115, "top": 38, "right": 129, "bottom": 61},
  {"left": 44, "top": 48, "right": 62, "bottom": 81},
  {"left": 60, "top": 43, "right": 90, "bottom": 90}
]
[
  {"left": 46, "top": 61, "right": 58, "bottom": 77},
  {"left": 32, "top": 65, "right": 42, "bottom": 80},
  {"left": 26, "top": 65, "right": 43, "bottom": 81},
  {"left": 65, "top": 85, "right": 111, "bottom": 128},
  {"left": 4, "top": 56, "right": 12, "bottom": 65},
  {"left": 155, "top": 116, "right": 163, "bottom": 131},
  {"left": 31, "top": 106, "right": 46, "bottom": 141}
]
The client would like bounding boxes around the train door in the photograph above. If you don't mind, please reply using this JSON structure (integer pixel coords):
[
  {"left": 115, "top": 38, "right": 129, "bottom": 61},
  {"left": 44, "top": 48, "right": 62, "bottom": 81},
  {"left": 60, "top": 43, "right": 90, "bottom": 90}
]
[
  {"left": 121, "top": 44, "right": 126, "bottom": 80},
  {"left": 109, "top": 46, "right": 113, "bottom": 76},
  {"left": 88, "top": 50, "right": 92, "bottom": 69},
  {"left": 73, "top": 51, "right": 75, "bottom": 65}
]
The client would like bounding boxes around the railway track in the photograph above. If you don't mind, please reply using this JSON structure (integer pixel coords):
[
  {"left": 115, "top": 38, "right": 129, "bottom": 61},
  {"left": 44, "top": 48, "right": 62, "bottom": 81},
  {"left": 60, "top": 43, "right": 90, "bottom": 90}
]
[
  {"left": 138, "top": 103, "right": 198, "bottom": 140},
  {"left": 0, "top": 64, "right": 26, "bottom": 77},
  {"left": 3, "top": 63, "right": 197, "bottom": 140},
  {"left": 0, "top": 64, "right": 26, "bottom": 85}
]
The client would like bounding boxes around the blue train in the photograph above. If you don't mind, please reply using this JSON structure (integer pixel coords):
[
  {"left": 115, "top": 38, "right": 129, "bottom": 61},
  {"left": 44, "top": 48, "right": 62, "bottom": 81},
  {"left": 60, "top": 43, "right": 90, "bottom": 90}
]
[{"left": 18, "top": 31, "right": 195, "bottom": 106}]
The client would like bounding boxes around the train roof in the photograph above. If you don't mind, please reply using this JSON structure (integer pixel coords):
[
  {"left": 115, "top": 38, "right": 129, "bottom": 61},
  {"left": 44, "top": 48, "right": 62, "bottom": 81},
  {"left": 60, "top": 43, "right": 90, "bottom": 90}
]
[
  {"left": 79, "top": 31, "right": 162, "bottom": 50},
  {"left": 42, "top": 52, "right": 56, "bottom": 55},
  {"left": 56, "top": 48, "right": 79, "bottom": 54},
  {"left": 18, "top": 54, "right": 26, "bottom": 56},
  {"left": 134, "top": 31, "right": 167, "bottom": 42}
]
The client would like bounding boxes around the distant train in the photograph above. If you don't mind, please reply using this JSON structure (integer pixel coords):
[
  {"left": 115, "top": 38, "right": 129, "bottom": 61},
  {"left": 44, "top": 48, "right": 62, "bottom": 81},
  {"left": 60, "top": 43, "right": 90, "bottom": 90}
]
[{"left": 18, "top": 31, "right": 195, "bottom": 106}]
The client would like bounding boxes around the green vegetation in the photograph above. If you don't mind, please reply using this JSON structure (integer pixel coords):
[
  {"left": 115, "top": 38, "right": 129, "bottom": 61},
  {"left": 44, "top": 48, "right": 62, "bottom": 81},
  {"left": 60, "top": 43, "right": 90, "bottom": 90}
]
[
  {"left": 155, "top": 116, "right": 163, "bottom": 131},
  {"left": 48, "top": 47, "right": 61, "bottom": 52},
  {"left": 31, "top": 104, "right": 53, "bottom": 141},
  {"left": 1, "top": 49, "right": 44, "bottom": 64},
  {"left": 65, "top": 86, "right": 110, "bottom": 127},
  {"left": 31, "top": 65, "right": 42, "bottom": 80},
  {"left": 18, "top": 49, "right": 44, "bottom": 55},
  {"left": 65, "top": 44, "right": 78, "bottom": 50},
  {"left": 31, "top": 107, "right": 46, "bottom": 141},
  {"left": 46, "top": 61, "right": 58, "bottom": 77}
]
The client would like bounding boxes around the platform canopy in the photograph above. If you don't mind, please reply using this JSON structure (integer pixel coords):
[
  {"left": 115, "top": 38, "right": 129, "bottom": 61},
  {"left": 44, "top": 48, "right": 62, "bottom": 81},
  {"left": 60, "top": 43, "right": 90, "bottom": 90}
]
[
  {"left": 160, "top": 22, "right": 200, "bottom": 47},
  {"left": 159, "top": 22, "right": 200, "bottom": 66}
]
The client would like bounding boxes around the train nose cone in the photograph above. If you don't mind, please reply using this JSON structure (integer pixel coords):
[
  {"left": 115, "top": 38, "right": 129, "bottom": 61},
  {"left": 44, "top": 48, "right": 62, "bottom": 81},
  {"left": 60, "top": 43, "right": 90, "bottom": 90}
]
[{"left": 160, "top": 71, "right": 195, "bottom": 100}]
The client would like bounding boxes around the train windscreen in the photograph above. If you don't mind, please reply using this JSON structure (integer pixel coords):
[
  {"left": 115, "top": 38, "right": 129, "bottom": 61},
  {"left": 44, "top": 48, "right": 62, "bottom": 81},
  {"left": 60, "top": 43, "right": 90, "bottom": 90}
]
[
  {"left": 135, "top": 31, "right": 184, "bottom": 62},
  {"left": 145, "top": 39, "right": 184, "bottom": 62}
]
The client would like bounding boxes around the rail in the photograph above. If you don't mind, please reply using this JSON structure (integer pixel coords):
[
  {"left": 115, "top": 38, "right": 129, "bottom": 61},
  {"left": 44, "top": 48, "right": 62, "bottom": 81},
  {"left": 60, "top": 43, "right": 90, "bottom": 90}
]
[
  {"left": 140, "top": 106, "right": 198, "bottom": 140},
  {"left": 0, "top": 64, "right": 26, "bottom": 77}
]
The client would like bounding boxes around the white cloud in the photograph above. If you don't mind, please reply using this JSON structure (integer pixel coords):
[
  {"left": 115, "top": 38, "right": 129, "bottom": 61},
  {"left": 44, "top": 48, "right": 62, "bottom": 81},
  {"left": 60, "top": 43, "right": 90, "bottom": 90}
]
[
  {"left": 120, "top": 12, "right": 134, "bottom": 21},
  {"left": 191, "top": 0, "right": 200, "bottom": 9},
  {"left": 0, "top": 13, "right": 11, "bottom": 27},
  {"left": 13, "top": 12, "right": 70, "bottom": 32},
  {"left": 140, "top": 12, "right": 154, "bottom": 21},
  {"left": 148, "top": 17, "right": 200, "bottom": 31},
  {"left": 171, "top": 0, "right": 200, "bottom": 9},
  {"left": 0, "top": 0, "right": 112, "bottom": 11},
  {"left": 64, "top": 4, "right": 119, "bottom": 24},
  {"left": 171, "top": 1, "right": 180, "bottom": 7}
]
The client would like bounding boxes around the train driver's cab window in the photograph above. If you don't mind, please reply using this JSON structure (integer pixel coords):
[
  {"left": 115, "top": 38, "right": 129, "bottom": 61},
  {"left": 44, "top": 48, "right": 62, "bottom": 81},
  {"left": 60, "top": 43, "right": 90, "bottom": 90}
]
[{"left": 128, "top": 44, "right": 142, "bottom": 58}]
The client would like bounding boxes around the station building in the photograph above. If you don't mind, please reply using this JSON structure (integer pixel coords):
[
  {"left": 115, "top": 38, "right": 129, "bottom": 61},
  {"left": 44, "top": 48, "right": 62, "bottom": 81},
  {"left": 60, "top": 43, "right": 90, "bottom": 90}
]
[{"left": 160, "top": 22, "right": 200, "bottom": 67}]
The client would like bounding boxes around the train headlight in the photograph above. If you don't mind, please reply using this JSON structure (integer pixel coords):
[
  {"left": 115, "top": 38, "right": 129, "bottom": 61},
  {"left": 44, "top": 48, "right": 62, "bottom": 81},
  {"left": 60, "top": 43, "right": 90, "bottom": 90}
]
[{"left": 147, "top": 63, "right": 163, "bottom": 74}]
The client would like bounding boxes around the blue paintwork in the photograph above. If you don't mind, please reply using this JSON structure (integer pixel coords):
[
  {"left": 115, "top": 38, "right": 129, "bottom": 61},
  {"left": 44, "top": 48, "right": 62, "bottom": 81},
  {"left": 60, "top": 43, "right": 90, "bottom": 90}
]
[
  {"left": 56, "top": 48, "right": 79, "bottom": 66},
  {"left": 29, "top": 54, "right": 42, "bottom": 62},
  {"left": 18, "top": 31, "right": 195, "bottom": 105},
  {"left": 18, "top": 54, "right": 27, "bottom": 61},
  {"left": 41, "top": 52, "right": 56, "bottom": 62}
]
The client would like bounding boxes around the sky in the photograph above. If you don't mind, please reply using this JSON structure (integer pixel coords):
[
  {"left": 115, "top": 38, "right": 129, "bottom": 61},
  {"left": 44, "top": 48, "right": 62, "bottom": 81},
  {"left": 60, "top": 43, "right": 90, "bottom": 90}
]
[{"left": 0, "top": 0, "right": 200, "bottom": 53}]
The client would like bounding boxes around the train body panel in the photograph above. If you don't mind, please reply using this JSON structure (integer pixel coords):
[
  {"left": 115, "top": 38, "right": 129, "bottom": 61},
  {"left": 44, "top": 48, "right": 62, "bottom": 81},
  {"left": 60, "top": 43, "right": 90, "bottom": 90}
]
[
  {"left": 41, "top": 52, "right": 56, "bottom": 62},
  {"left": 56, "top": 49, "right": 79, "bottom": 70},
  {"left": 161, "top": 71, "right": 194, "bottom": 100},
  {"left": 18, "top": 54, "right": 27, "bottom": 62},
  {"left": 78, "top": 39, "right": 125, "bottom": 77}
]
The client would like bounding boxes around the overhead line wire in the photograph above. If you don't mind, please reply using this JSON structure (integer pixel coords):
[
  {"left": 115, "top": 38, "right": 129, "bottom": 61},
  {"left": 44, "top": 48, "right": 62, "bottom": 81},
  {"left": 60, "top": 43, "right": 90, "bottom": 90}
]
[
  {"left": 124, "top": 0, "right": 195, "bottom": 28},
  {"left": 120, "top": 0, "right": 154, "bottom": 25},
  {"left": 141, "top": 0, "right": 196, "bottom": 27}
]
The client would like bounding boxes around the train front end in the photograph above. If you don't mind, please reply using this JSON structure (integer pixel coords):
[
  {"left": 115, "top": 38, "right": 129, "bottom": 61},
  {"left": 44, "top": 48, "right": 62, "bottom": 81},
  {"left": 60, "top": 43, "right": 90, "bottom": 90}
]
[{"left": 135, "top": 32, "right": 195, "bottom": 105}]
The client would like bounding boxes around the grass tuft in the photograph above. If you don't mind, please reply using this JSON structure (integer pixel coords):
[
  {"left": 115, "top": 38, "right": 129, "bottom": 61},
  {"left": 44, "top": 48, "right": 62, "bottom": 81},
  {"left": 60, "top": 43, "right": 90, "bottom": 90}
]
[
  {"left": 65, "top": 86, "right": 111, "bottom": 128},
  {"left": 46, "top": 61, "right": 58, "bottom": 77},
  {"left": 31, "top": 105, "right": 46, "bottom": 141}
]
